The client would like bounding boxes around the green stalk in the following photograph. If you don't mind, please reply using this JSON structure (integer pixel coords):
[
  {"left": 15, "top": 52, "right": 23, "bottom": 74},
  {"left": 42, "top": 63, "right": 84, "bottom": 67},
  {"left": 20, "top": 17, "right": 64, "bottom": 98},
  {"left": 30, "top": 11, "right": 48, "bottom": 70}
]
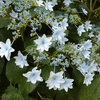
[
  {"left": 93, "top": 0, "right": 97, "bottom": 9},
  {"left": 88, "top": 0, "right": 97, "bottom": 20}
]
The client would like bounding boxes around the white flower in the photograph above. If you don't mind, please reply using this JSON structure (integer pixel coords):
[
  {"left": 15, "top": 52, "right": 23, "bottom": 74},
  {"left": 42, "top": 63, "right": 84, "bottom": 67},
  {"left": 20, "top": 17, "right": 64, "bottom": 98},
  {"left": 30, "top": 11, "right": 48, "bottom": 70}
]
[
  {"left": 96, "top": 34, "right": 100, "bottom": 41},
  {"left": 88, "top": 32, "right": 94, "bottom": 38},
  {"left": 52, "top": 27, "right": 65, "bottom": 41},
  {"left": 58, "top": 37, "right": 68, "bottom": 45},
  {"left": 0, "top": 1, "right": 4, "bottom": 4},
  {"left": 10, "top": 10, "right": 18, "bottom": 18},
  {"left": 82, "top": 8, "right": 88, "bottom": 15},
  {"left": 0, "top": 39, "right": 15, "bottom": 61},
  {"left": 51, "top": 20, "right": 59, "bottom": 27},
  {"left": 14, "top": 51, "right": 29, "bottom": 68},
  {"left": 45, "top": 71, "right": 65, "bottom": 90},
  {"left": 82, "top": 40, "right": 92, "bottom": 50},
  {"left": 77, "top": 62, "right": 89, "bottom": 75},
  {"left": 60, "top": 18, "right": 68, "bottom": 30},
  {"left": 83, "top": 73, "right": 94, "bottom": 86},
  {"left": 44, "top": 0, "right": 54, "bottom": 11},
  {"left": 52, "top": 0, "right": 57, "bottom": 6},
  {"left": 34, "top": 34, "right": 52, "bottom": 52},
  {"left": 63, "top": 0, "right": 72, "bottom": 6},
  {"left": 36, "top": 0, "right": 44, "bottom": 6},
  {"left": 84, "top": 21, "right": 92, "bottom": 31},
  {"left": 77, "top": 24, "right": 85, "bottom": 36},
  {"left": 78, "top": 61, "right": 97, "bottom": 75},
  {"left": 59, "top": 78, "right": 74, "bottom": 92},
  {"left": 23, "top": 67, "right": 43, "bottom": 84},
  {"left": 81, "top": 50, "right": 90, "bottom": 59},
  {"left": 88, "top": 61, "right": 97, "bottom": 73}
]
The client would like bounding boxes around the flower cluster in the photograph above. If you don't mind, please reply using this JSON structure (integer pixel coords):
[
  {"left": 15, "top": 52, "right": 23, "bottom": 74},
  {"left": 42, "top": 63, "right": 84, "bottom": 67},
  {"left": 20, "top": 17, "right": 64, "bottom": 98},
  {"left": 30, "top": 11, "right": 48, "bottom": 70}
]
[{"left": 0, "top": 0, "right": 100, "bottom": 98}]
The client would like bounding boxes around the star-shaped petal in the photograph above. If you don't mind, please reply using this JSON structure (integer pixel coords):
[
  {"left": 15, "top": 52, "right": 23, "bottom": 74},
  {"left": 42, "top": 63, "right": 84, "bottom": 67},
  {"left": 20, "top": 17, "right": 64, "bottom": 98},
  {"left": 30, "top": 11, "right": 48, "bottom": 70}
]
[
  {"left": 34, "top": 34, "right": 52, "bottom": 52},
  {"left": 45, "top": 71, "right": 65, "bottom": 90},
  {"left": 23, "top": 67, "right": 43, "bottom": 84},
  {"left": 14, "top": 51, "right": 29, "bottom": 68},
  {"left": 0, "top": 39, "right": 15, "bottom": 61}
]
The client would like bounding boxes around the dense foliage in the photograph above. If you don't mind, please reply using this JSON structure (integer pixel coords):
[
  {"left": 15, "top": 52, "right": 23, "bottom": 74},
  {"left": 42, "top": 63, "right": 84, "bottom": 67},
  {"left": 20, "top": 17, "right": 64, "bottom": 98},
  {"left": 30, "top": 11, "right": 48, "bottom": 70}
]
[{"left": 0, "top": 0, "right": 100, "bottom": 100}]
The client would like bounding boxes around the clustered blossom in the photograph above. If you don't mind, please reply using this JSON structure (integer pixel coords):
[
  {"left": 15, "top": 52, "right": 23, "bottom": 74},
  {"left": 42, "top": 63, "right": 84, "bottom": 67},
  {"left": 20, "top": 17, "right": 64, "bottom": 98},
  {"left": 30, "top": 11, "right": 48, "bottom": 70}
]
[
  {"left": 46, "top": 71, "right": 74, "bottom": 91},
  {"left": 77, "top": 21, "right": 92, "bottom": 36},
  {"left": 80, "top": 40, "right": 92, "bottom": 59},
  {"left": 77, "top": 60, "right": 98, "bottom": 86},
  {"left": 0, "top": 0, "right": 100, "bottom": 94}
]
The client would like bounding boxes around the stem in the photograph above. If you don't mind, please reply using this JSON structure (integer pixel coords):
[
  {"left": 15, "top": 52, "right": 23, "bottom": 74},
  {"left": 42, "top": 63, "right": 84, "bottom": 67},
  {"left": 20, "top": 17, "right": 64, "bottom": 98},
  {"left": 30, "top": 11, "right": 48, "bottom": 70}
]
[
  {"left": 88, "top": 0, "right": 93, "bottom": 20},
  {"left": 90, "top": 0, "right": 92, "bottom": 11},
  {"left": 11, "top": 39, "right": 15, "bottom": 46},
  {"left": 92, "top": 0, "right": 97, "bottom": 9},
  {"left": 35, "top": 32, "right": 39, "bottom": 37},
  {"left": 93, "top": 7, "right": 100, "bottom": 12},
  {"left": 88, "top": 0, "right": 97, "bottom": 20}
]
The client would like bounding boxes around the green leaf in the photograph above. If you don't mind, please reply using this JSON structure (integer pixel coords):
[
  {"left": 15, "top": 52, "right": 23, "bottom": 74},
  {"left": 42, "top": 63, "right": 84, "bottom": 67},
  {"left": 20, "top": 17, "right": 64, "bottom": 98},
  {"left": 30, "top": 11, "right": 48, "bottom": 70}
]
[
  {"left": 25, "top": 45, "right": 34, "bottom": 53},
  {"left": 73, "top": 68, "right": 84, "bottom": 86},
  {"left": 36, "top": 82, "right": 56, "bottom": 99},
  {"left": 55, "top": 90, "right": 69, "bottom": 100},
  {"left": 6, "top": 58, "right": 27, "bottom": 84},
  {"left": 0, "top": 28, "right": 12, "bottom": 42},
  {"left": 41, "top": 59, "right": 50, "bottom": 65},
  {"left": 19, "top": 76, "right": 39, "bottom": 95},
  {"left": 30, "top": 7, "right": 38, "bottom": 18},
  {"left": 1, "top": 85, "right": 24, "bottom": 100},
  {"left": 24, "top": 36, "right": 37, "bottom": 48},
  {"left": 0, "top": 58, "right": 5, "bottom": 74},
  {"left": 69, "top": 85, "right": 80, "bottom": 100},
  {"left": 41, "top": 66, "right": 51, "bottom": 80},
  {"left": 78, "top": 75, "right": 100, "bottom": 100},
  {"left": 0, "top": 18, "right": 11, "bottom": 28}
]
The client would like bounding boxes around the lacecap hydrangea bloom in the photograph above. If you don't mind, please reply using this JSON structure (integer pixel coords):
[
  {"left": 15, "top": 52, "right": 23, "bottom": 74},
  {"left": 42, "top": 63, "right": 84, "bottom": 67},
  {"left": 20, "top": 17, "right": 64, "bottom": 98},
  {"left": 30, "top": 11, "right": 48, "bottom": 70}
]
[
  {"left": 0, "top": 39, "right": 15, "bottom": 61},
  {"left": 14, "top": 51, "right": 29, "bottom": 68},
  {"left": 23, "top": 67, "right": 43, "bottom": 84},
  {"left": 34, "top": 34, "right": 52, "bottom": 52}
]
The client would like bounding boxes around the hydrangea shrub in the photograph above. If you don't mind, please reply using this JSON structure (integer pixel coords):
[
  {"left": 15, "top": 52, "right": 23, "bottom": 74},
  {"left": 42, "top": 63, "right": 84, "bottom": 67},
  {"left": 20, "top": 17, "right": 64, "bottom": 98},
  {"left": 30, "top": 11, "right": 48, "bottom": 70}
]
[{"left": 0, "top": 0, "right": 100, "bottom": 100}]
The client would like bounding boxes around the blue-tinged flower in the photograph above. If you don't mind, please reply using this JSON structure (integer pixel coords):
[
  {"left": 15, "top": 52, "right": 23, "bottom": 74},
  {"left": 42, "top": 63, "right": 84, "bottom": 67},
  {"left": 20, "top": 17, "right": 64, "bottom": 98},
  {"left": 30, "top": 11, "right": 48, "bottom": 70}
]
[
  {"left": 83, "top": 73, "right": 94, "bottom": 86},
  {"left": 45, "top": 71, "right": 65, "bottom": 90},
  {"left": 52, "top": 0, "right": 57, "bottom": 6},
  {"left": 81, "top": 49, "right": 90, "bottom": 59},
  {"left": 84, "top": 21, "right": 92, "bottom": 31},
  {"left": 77, "top": 62, "right": 89, "bottom": 75},
  {"left": 77, "top": 24, "right": 85, "bottom": 36},
  {"left": 60, "top": 18, "right": 68, "bottom": 30},
  {"left": 59, "top": 77, "right": 74, "bottom": 92},
  {"left": 82, "top": 40, "right": 92, "bottom": 50},
  {"left": 34, "top": 34, "right": 52, "bottom": 52},
  {"left": 44, "top": 0, "right": 54, "bottom": 11},
  {"left": 14, "top": 51, "right": 29, "bottom": 68},
  {"left": 10, "top": 10, "right": 18, "bottom": 19},
  {"left": 36, "top": 0, "right": 44, "bottom": 6},
  {"left": 0, "top": 39, "right": 15, "bottom": 61},
  {"left": 82, "top": 8, "right": 88, "bottom": 15},
  {"left": 63, "top": 0, "right": 72, "bottom": 6},
  {"left": 58, "top": 37, "right": 68, "bottom": 45},
  {"left": 88, "top": 32, "right": 94, "bottom": 38},
  {"left": 23, "top": 67, "right": 43, "bottom": 84},
  {"left": 52, "top": 27, "right": 65, "bottom": 41}
]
